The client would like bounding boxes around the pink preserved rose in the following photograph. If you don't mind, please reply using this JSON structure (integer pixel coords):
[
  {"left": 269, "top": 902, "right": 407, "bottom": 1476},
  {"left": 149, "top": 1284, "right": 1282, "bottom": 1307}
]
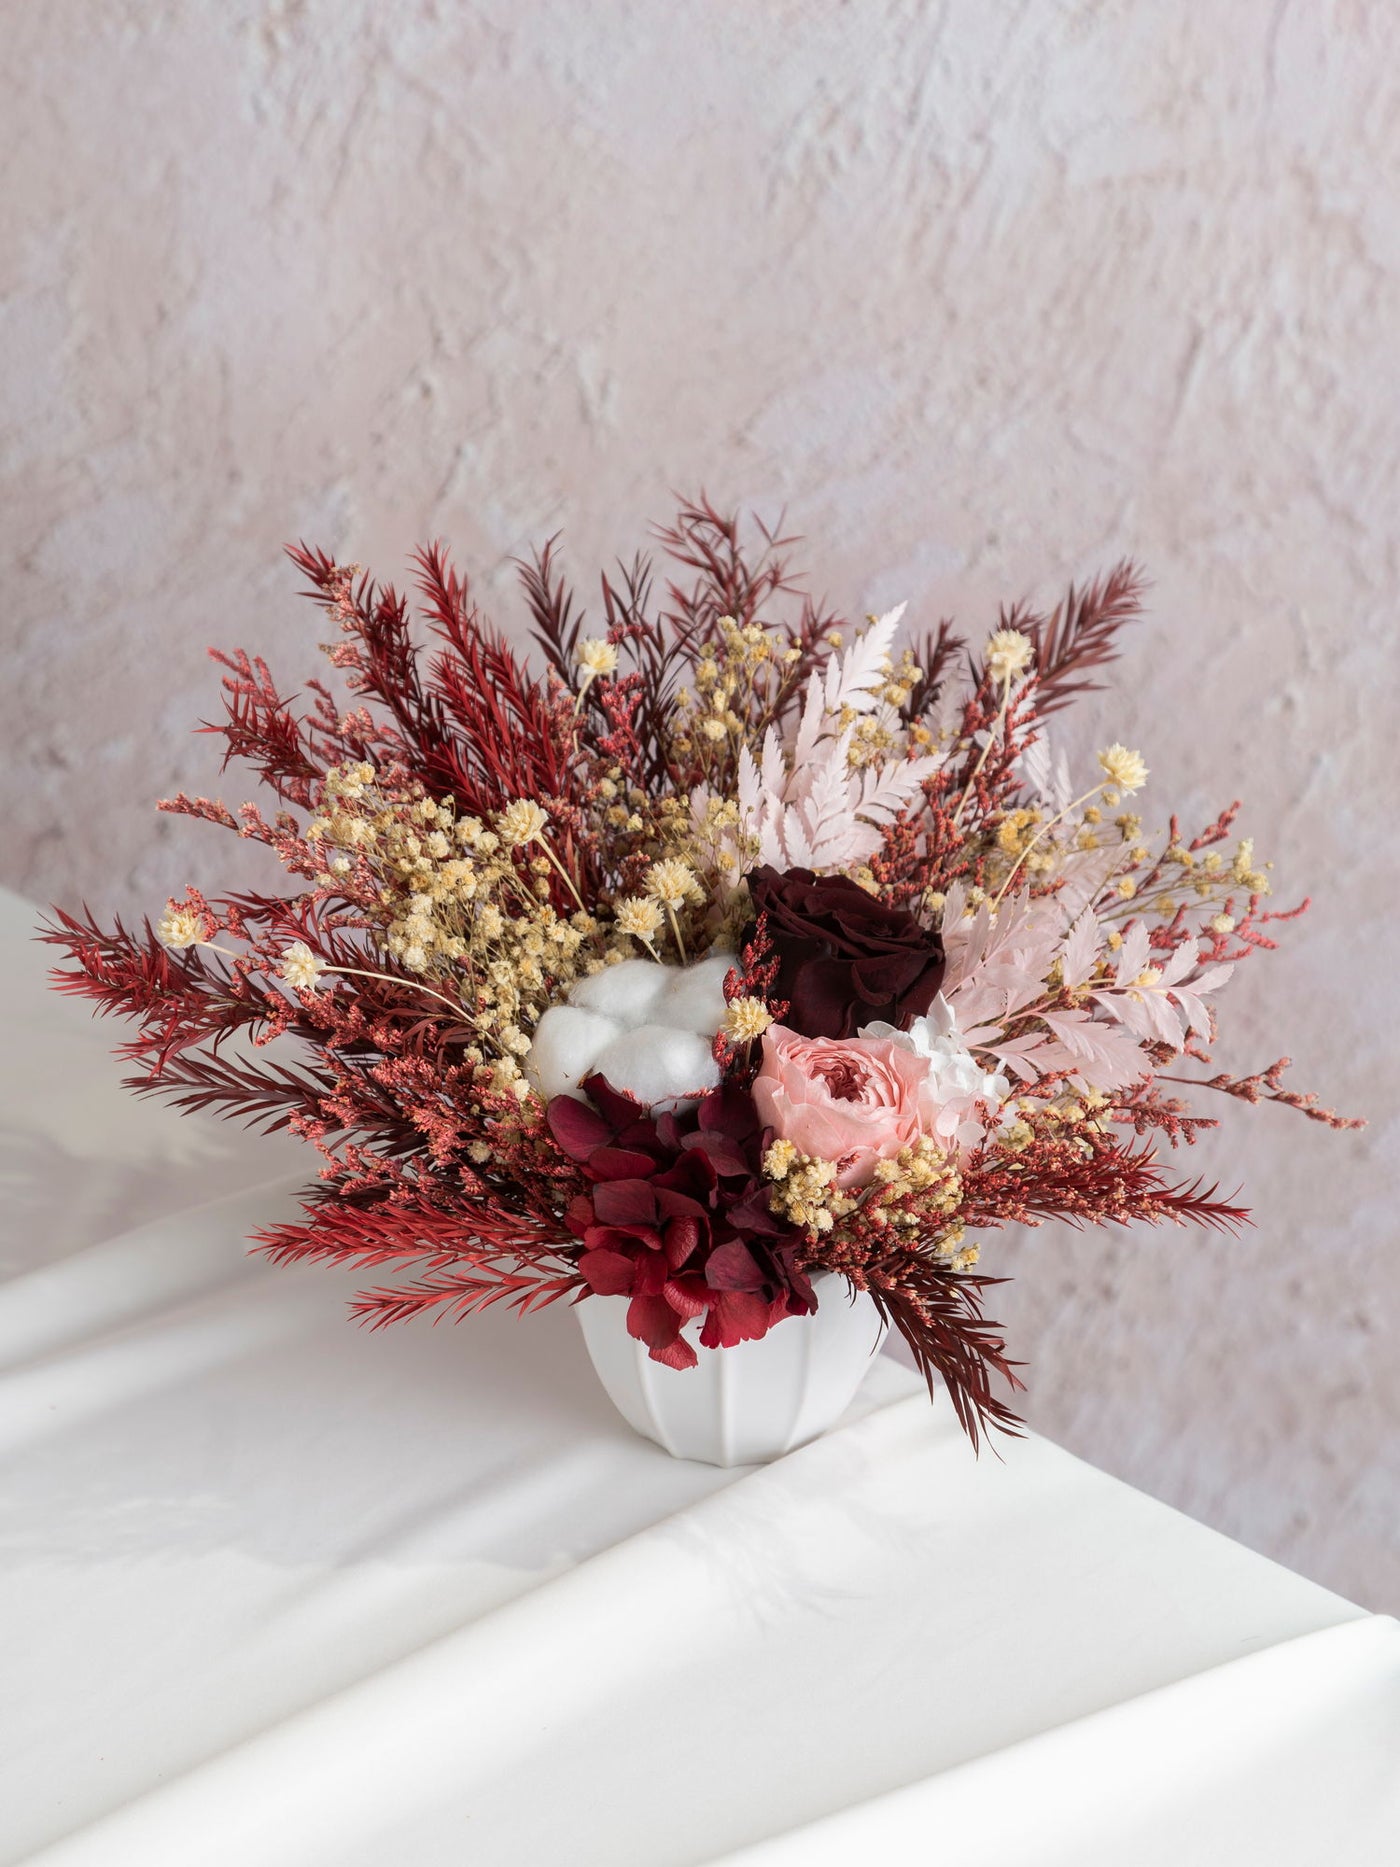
[{"left": 752, "top": 1024, "right": 928, "bottom": 1188}]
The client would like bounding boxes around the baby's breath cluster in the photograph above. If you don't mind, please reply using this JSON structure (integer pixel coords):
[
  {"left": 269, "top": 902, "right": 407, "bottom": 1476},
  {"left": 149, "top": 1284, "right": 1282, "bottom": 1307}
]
[
  {"left": 686, "top": 791, "right": 751, "bottom": 890},
  {"left": 1002, "top": 1089, "right": 1112, "bottom": 1160},
  {"left": 865, "top": 1140, "right": 973, "bottom": 1267},
  {"left": 762, "top": 1141, "right": 858, "bottom": 1234},
  {"left": 843, "top": 639, "right": 927, "bottom": 770},
  {"left": 302, "top": 764, "right": 640, "bottom": 1101},
  {"left": 670, "top": 614, "right": 794, "bottom": 766},
  {"left": 761, "top": 1133, "right": 975, "bottom": 1271}
]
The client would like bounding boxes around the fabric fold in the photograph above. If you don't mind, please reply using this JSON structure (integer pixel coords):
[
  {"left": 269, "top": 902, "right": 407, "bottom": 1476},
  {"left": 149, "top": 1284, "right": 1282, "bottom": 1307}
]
[
  {"left": 12, "top": 1389, "right": 1372, "bottom": 1867},
  {"left": 0, "top": 1174, "right": 306, "bottom": 1374},
  {"left": 701, "top": 1616, "right": 1400, "bottom": 1866}
]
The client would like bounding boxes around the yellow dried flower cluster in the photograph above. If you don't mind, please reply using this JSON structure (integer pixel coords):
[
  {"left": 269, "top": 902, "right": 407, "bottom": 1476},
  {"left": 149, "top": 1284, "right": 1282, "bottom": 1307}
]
[
  {"left": 302, "top": 763, "right": 638, "bottom": 1099},
  {"left": 682, "top": 791, "right": 754, "bottom": 899},
  {"left": 867, "top": 1136, "right": 963, "bottom": 1207},
  {"left": 996, "top": 807, "right": 1037, "bottom": 856},
  {"left": 762, "top": 1142, "right": 858, "bottom": 1234},
  {"left": 1088, "top": 826, "right": 1275, "bottom": 925},
  {"left": 1002, "top": 1089, "right": 1111, "bottom": 1160},
  {"left": 844, "top": 643, "right": 926, "bottom": 769},
  {"left": 760, "top": 1133, "right": 970, "bottom": 1263},
  {"left": 937, "top": 1227, "right": 979, "bottom": 1273},
  {"left": 1232, "top": 837, "right": 1272, "bottom": 896},
  {"left": 670, "top": 615, "right": 783, "bottom": 764},
  {"left": 864, "top": 1137, "right": 968, "bottom": 1261}
]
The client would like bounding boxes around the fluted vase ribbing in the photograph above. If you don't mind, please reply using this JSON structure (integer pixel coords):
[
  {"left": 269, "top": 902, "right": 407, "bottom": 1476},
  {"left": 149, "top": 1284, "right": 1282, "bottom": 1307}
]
[{"left": 575, "top": 1274, "right": 888, "bottom": 1466}]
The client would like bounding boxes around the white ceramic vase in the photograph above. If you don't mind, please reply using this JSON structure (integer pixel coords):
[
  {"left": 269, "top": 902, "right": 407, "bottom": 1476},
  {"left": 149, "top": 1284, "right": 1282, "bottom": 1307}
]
[{"left": 575, "top": 1274, "right": 888, "bottom": 1467}]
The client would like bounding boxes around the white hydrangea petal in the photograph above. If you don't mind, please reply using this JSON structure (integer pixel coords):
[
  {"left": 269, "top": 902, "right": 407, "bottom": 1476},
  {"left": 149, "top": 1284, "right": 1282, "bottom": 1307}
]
[
  {"left": 589, "top": 1024, "right": 720, "bottom": 1108},
  {"left": 925, "top": 993, "right": 959, "bottom": 1038},
  {"left": 660, "top": 952, "right": 734, "bottom": 1036},
  {"left": 853, "top": 1006, "right": 1011, "bottom": 1140},
  {"left": 567, "top": 958, "right": 672, "bottom": 1023},
  {"left": 526, "top": 1005, "right": 622, "bottom": 1101}
]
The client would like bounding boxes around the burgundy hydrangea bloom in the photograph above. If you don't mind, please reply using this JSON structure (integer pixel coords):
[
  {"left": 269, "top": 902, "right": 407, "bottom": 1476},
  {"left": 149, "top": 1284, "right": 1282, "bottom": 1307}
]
[
  {"left": 742, "top": 865, "right": 946, "bottom": 1040},
  {"left": 548, "top": 1075, "right": 815, "bottom": 1369}
]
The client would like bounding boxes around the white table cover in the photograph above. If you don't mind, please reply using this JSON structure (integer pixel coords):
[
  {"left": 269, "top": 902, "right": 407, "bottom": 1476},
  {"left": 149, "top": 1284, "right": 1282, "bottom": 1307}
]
[{"left": 2, "top": 884, "right": 1397, "bottom": 1864}]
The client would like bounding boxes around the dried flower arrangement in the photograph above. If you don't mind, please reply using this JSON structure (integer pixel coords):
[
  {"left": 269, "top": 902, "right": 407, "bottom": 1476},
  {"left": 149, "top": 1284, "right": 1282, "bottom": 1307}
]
[{"left": 43, "top": 501, "right": 1360, "bottom": 1446}]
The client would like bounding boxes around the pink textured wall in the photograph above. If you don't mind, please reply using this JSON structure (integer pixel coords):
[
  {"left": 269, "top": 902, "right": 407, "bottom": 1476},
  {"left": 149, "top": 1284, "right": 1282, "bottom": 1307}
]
[{"left": 4, "top": 4, "right": 1396, "bottom": 1605}]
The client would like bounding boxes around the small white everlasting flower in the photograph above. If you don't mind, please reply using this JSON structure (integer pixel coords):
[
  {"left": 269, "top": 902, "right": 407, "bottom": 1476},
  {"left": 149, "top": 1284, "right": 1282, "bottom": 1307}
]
[
  {"left": 643, "top": 858, "right": 702, "bottom": 910},
  {"left": 1097, "top": 744, "right": 1148, "bottom": 794},
  {"left": 279, "top": 941, "right": 326, "bottom": 992},
  {"left": 157, "top": 905, "right": 204, "bottom": 950},
  {"left": 575, "top": 637, "right": 619, "bottom": 678},
  {"left": 498, "top": 799, "right": 549, "bottom": 848},
  {"left": 724, "top": 996, "right": 772, "bottom": 1043},
  {"left": 985, "top": 628, "right": 1034, "bottom": 685}
]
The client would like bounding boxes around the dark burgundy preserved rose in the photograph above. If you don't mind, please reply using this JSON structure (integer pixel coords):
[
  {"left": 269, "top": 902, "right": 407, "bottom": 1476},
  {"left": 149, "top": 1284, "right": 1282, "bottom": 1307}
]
[{"left": 742, "top": 864, "right": 945, "bottom": 1040}]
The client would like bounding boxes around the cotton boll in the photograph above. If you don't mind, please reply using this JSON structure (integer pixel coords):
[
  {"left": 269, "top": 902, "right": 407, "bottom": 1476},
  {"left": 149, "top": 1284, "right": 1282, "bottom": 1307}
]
[
  {"left": 589, "top": 1024, "right": 721, "bottom": 1108},
  {"left": 660, "top": 952, "right": 735, "bottom": 1036},
  {"left": 535, "top": 952, "right": 733, "bottom": 1109},
  {"left": 568, "top": 958, "right": 672, "bottom": 1023},
  {"left": 526, "top": 1005, "right": 622, "bottom": 1101}
]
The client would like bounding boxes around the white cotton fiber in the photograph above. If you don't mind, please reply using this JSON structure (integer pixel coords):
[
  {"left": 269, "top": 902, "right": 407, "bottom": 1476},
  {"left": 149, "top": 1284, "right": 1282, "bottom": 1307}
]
[
  {"left": 588, "top": 1024, "right": 721, "bottom": 1108},
  {"left": 526, "top": 1004, "right": 621, "bottom": 1101},
  {"left": 528, "top": 952, "right": 736, "bottom": 1108},
  {"left": 568, "top": 958, "right": 672, "bottom": 1022},
  {"left": 659, "top": 952, "right": 735, "bottom": 1035}
]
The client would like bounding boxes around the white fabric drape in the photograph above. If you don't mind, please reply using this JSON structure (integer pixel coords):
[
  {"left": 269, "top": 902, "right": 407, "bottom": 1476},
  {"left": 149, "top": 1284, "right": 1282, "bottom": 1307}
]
[{"left": 3, "top": 886, "right": 1396, "bottom": 1864}]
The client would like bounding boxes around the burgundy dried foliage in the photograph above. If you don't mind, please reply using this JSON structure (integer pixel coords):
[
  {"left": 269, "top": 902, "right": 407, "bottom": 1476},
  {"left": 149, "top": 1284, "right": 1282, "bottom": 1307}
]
[{"left": 1011, "top": 560, "right": 1147, "bottom": 716}]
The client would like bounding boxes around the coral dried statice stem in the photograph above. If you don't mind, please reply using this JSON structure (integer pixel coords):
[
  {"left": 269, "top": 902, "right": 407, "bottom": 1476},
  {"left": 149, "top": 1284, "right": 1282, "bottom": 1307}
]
[{"left": 1157, "top": 1058, "right": 1365, "bottom": 1130}]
